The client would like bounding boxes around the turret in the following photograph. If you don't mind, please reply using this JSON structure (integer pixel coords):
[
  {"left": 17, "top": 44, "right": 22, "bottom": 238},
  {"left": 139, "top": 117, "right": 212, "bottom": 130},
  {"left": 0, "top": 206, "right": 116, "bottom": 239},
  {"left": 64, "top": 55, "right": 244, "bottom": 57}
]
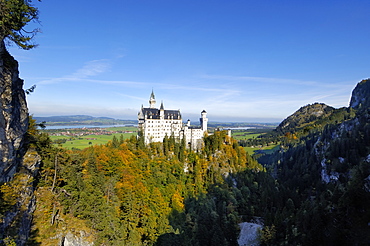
[{"left": 200, "top": 110, "right": 208, "bottom": 131}]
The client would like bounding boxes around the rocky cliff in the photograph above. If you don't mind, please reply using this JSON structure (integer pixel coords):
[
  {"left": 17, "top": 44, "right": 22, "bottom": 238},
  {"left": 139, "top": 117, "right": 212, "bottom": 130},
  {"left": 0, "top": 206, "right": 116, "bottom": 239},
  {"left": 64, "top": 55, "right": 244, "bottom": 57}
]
[
  {"left": 0, "top": 40, "right": 93, "bottom": 246},
  {"left": 0, "top": 149, "right": 41, "bottom": 245},
  {"left": 0, "top": 40, "right": 29, "bottom": 182},
  {"left": 0, "top": 40, "right": 38, "bottom": 245},
  {"left": 350, "top": 78, "right": 370, "bottom": 110}
]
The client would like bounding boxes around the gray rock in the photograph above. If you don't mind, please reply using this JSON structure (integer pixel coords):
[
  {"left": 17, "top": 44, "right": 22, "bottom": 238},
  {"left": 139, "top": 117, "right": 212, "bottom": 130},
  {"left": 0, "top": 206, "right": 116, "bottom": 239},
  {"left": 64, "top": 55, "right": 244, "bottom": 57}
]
[
  {"left": 0, "top": 149, "right": 41, "bottom": 246},
  {"left": 0, "top": 40, "right": 29, "bottom": 183},
  {"left": 0, "top": 39, "right": 32, "bottom": 246},
  {"left": 61, "top": 231, "right": 94, "bottom": 246}
]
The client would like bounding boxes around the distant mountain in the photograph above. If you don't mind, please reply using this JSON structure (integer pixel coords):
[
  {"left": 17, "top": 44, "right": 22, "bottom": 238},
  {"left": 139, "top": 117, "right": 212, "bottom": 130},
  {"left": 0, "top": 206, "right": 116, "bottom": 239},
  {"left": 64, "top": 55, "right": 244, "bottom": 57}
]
[
  {"left": 33, "top": 115, "right": 136, "bottom": 126},
  {"left": 275, "top": 102, "right": 335, "bottom": 135},
  {"left": 208, "top": 122, "right": 277, "bottom": 129}
]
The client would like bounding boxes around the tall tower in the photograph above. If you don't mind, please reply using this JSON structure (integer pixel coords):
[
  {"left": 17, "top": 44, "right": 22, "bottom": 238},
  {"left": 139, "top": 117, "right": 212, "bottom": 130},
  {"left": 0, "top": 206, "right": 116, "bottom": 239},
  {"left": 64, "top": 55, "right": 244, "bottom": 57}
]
[
  {"left": 200, "top": 110, "right": 208, "bottom": 131},
  {"left": 149, "top": 90, "right": 156, "bottom": 108}
]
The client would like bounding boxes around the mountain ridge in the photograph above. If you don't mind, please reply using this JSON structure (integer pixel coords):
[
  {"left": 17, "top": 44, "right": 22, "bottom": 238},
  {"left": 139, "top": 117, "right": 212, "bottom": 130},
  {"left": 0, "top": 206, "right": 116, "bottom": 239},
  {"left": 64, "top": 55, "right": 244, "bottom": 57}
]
[{"left": 33, "top": 115, "right": 136, "bottom": 125}]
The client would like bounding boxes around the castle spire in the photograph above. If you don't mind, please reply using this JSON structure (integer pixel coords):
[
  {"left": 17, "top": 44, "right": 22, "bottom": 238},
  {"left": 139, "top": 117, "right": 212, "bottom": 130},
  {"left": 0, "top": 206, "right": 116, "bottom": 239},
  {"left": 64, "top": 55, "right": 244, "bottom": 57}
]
[
  {"left": 160, "top": 101, "right": 164, "bottom": 119},
  {"left": 150, "top": 89, "right": 155, "bottom": 99},
  {"left": 149, "top": 89, "right": 156, "bottom": 108}
]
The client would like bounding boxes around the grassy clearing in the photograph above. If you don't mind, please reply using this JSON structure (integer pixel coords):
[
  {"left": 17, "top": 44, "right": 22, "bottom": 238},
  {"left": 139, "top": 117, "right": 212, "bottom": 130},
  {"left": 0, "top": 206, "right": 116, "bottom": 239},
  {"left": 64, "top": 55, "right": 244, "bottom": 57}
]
[
  {"left": 231, "top": 129, "right": 280, "bottom": 156},
  {"left": 244, "top": 144, "right": 280, "bottom": 156},
  {"left": 232, "top": 132, "right": 262, "bottom": 140}
]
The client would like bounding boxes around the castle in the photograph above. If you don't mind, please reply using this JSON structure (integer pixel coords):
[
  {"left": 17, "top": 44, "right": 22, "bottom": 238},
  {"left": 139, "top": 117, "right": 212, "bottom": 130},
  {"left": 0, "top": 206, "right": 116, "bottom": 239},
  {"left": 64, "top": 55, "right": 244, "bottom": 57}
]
[{"left": 138, "top": 91, "right": 208, "bottom": 148}]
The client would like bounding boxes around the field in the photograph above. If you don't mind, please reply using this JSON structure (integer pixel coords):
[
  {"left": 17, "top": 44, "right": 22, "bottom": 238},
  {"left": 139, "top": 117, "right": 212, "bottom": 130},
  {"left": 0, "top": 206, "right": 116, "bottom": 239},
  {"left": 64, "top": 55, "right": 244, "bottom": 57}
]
[
  {"left": 231, "top": 129, "right": 279, "bottom": 156},
  {"left": 231, "top": 131, "right": 262, "bottom": 141},
  {"left": 243, "top": 145, "right": 279, "bottom": 156},
  {"left": 47, "top": 126, "right": 137, "bottom": 150}
]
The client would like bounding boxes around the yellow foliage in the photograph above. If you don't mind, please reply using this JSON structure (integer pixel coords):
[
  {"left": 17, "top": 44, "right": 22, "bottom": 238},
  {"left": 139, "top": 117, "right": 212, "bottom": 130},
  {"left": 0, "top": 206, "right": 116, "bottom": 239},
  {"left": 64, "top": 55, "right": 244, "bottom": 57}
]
[
  {"left": 171, "top": 190, "right": 184, "bottom": 211},
  {"left": 0, "top": 183, "right": 17, "bottom": 212},
  {"left": 30, "top": 188, "right": 96, "bottom": 245}
]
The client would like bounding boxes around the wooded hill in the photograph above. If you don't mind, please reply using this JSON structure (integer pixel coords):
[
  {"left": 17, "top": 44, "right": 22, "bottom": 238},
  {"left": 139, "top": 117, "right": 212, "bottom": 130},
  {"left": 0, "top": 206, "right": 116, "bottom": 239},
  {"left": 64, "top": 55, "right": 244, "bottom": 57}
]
[
  {"left": 252, "top": 79, "right": 370, "bottom": 244},
  {"left": 23, "top": 125, "right": 263, "bottom": 245}
]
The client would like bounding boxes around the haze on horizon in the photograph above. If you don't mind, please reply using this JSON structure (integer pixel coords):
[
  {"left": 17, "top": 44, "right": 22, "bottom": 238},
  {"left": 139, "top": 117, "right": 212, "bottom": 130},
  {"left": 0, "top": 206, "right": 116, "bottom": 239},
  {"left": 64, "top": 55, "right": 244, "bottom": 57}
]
[{"left": 9, "top": 1, "right": 370, "bottom": 123}]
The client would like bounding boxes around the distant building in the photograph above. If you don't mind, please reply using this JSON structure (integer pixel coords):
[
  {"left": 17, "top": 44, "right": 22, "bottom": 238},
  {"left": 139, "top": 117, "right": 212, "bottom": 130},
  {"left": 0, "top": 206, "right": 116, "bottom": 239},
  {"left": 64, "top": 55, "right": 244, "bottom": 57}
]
[{"left": 138, "top": 91, "right": 208, "bottom": 148}]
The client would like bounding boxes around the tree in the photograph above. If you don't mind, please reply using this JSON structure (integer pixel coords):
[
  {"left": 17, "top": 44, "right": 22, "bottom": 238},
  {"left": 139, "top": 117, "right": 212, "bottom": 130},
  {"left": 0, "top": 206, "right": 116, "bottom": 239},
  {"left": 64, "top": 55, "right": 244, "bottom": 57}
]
[{"left": 0, "top": 0, "right": 40, "bottom": 49}]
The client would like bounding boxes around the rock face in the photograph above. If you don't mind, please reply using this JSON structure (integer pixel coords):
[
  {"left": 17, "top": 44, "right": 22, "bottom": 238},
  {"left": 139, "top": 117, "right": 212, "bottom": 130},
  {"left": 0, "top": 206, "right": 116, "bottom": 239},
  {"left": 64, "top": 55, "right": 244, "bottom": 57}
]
[
  {"left": 350, "top": 78, "right": 370, "bottom": 110},
  {"left": 238, "top": 222, "right": 262, "bottom": 246},
  {"left": 61, "top": 232, "right": 94, "bottom": 246},
  {"left": 0, "top": 40, "right": 29, "bottom": 182},
  {"left": 0, "top": 149, "right": 41, "bottom": 245},
  {"left": 0, "top": 40, "right": 34, "bottom": 245}
]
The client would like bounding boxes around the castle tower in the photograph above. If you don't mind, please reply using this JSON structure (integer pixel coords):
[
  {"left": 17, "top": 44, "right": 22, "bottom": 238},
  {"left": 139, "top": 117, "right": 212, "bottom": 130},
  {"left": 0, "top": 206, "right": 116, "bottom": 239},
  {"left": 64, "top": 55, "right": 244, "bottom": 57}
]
[
  {"left": 149, "top": 90, "right": 156, "bottom": 108},
  {"left": 200, "top": 110, "right": 208, "bottom": 131}
]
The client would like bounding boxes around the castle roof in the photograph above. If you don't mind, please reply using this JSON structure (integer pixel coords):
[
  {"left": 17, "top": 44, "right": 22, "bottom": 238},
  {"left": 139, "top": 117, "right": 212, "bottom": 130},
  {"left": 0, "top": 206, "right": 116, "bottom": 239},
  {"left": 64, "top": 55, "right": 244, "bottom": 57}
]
[
  {"left": 139, "top": 107, "right": 181, "bottom": 120},
  {"left": 188, "top": 126, "right": 202, "bottom": 129}
]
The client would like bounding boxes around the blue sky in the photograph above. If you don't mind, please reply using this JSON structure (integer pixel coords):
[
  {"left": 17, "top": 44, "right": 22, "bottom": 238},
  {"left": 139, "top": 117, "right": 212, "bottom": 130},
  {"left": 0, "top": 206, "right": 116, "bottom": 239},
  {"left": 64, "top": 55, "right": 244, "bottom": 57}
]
[{"left": 8, "top": 0, "right": 370, "bottom": 122}]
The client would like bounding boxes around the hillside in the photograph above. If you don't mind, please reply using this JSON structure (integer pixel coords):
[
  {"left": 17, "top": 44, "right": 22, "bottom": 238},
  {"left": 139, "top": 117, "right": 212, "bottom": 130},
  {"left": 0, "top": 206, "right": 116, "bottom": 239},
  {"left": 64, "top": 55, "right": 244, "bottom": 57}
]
[{"left": 275, "top": 102, "right": 335, "bottom": 134}]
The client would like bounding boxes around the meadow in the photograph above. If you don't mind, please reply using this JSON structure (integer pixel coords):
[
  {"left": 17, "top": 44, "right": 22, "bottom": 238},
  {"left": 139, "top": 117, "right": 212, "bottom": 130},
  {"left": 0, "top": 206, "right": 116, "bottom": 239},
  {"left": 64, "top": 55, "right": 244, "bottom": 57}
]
[
  {"left": 48, "top": 126, "right": 136, "bottom": 150},
  {"left": 231, "top": 131, "right": 262, "bottom": 141},
  {"left": 231, "top": 129, "right": 279, "bottom": 156}
]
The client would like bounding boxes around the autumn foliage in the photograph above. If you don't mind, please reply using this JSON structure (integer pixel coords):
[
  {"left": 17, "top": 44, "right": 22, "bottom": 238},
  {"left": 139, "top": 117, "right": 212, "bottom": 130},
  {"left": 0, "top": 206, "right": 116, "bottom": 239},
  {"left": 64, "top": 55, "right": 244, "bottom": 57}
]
[{"left": 25, "top": 130, "right": 262, "bottom": 245}]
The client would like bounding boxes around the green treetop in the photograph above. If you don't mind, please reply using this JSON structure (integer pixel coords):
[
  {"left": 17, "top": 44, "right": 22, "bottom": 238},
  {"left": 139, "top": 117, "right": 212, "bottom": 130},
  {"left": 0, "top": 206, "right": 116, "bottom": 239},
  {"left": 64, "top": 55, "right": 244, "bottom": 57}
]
[{"left": 0, "top": 0, "right": 40, "bottom": 50}]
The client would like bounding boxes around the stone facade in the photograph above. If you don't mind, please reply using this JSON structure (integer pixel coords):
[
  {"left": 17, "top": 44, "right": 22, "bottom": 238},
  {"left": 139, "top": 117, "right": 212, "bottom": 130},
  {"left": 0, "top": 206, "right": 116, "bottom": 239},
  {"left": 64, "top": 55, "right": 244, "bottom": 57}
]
[{"left": 138, "top": 91, "right": 208, "bottom": 148}]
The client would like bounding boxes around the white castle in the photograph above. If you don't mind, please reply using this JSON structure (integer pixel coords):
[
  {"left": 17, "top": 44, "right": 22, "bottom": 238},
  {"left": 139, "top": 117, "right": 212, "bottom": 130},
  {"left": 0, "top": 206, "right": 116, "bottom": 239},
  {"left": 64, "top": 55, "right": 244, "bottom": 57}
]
[{"left": 138, "top": 91, "right": 208, "bottom": 148}]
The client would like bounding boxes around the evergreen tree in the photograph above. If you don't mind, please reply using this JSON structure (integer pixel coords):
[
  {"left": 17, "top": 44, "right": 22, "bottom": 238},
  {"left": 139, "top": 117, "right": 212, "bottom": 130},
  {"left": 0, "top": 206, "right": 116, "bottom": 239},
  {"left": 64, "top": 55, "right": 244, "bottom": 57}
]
[{"left": 0, "top": 0, "right": 40, "bottom": 49}]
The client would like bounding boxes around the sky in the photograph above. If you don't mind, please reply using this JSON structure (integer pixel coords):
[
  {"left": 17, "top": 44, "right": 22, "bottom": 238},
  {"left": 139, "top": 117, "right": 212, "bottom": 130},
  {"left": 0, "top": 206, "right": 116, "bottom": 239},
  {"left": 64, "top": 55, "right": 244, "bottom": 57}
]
[{"left": 8, "top": 0, "right": 370, "bottom": 123}]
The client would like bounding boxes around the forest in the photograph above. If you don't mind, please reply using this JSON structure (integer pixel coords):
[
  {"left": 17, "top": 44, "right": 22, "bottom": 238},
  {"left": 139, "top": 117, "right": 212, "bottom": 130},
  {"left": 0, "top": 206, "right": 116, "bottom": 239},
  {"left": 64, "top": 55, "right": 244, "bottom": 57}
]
[{"left": 22, "top": 122, "right": 265, "bottom": 245}]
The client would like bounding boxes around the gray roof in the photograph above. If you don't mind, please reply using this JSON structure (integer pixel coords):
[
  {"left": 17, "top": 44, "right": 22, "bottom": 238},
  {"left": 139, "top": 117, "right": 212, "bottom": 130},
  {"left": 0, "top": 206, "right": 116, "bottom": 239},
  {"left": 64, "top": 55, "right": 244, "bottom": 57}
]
[
  {"left": 139, "top": 108, "right": 181, "bottom": 120},
  {"left": 188, "top": 126, "right": 202, "bottom": 129}
]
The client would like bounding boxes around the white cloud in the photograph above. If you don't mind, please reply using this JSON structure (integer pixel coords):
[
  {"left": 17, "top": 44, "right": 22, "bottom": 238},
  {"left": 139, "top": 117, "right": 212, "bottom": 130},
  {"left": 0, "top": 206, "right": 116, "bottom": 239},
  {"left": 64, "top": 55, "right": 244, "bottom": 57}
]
[
  {"left": 38, "top": 59, "right": 112, "bottom": 85},
  {"left": 201, "top": 74, "right": 320, "bottom": 86},
  {"left": 70, "top": 59, "right": 111, "bottom": 79},
  {"left": 28, "top": 66, "right": 357, "bottom": 123}
]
